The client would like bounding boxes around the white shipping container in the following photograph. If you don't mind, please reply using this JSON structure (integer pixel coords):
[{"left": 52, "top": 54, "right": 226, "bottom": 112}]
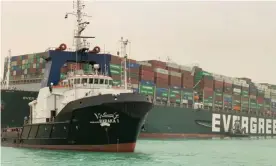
[
  {"left": 264, "top": 90, "right": 271, "bottom": 98},
  {"left": 21, "top": 75, "right": 24, "bottom": 79},
  {"left": 22, "top": 59, "right": 25, "bottom": 65},
  {"left": 241, "top": 83, "right": 249, "bottom": 88},
  {"left": 13, "top": 71, "right": 16, "bottom": 76},
  {"left": 239, "top": 80, "right": 247, "bottom": 84},
  {"left": 167, "top": 62, "right": 179, "bottom": 69},
  {"left": 179, "top": 65, "right": 192, "bottom": 72},
  {"left": 169, "top": 71, "right": 181, "bottom": 77},
  {"left": 233, "top": 79, "right": 242, "bottom": 86},
  {"left": 233, "top": 88, "right": 241, "bottom": 93},
  {"left": 154, "top": 68, "right": 169, "bottom": 75},
  {"left": 131, "top": 84, "right": 139, "bottom": 89},
  {"left": 33, "top": 64, "right": 37, "bottom": 68},
  {"left": 40, "top": 58, "right": 44, "bottom": 63},
  {"left": 257, "top": 85, "right": 265, "bottom": 91},
  {"left": 224, "top": 78, "right": 232, "bottom": 84},
  {"left": 213, "top": 75, "right": 224, "bottom": 81},
  {"left": 271, "top": 89, "right": 276, "bottom": 94},
  {"left": 24, "top": 69, "right": 28, "bottom": 74},
  {"left": 42, "top": 69, "right": 45, "bottom": 73},
  {"left": 136, "top": 61, "right": 152, "bottom": 67}
]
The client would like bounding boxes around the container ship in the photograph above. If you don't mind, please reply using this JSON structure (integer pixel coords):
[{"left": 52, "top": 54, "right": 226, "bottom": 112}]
[
  {"left": 2, "top": 1, "right": 276, "bottom": 139},
  {"left": 2, "top": 51, "right": 276, "bottom": 138}
]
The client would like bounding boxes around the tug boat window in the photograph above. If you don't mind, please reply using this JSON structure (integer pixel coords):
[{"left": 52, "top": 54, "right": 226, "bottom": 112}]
[
  {"left": 100, "top": 79, "right": 104, "bottom": 84},
  {"left": 105, "top": 79, "right": 108, "bottom": 85},
  {"left": 74, "top": 78, "right": 80, "bottom": 84},
  {"left": 109, "top": 80, "right": 113, "bottom": 85},
  {"left": 94, "top": 79, "right": 99, "bottom": 84},
  {"left": 82, "top": 78, "right": 87, "bottom": 84},
  {"left": 89, "top": 78, "right": 93, "bottom": 84}
]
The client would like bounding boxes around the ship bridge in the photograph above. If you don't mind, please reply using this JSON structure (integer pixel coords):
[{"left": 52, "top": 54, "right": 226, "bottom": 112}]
[{"left": 41, "top": 50, "right": 111, "bottom": 88}]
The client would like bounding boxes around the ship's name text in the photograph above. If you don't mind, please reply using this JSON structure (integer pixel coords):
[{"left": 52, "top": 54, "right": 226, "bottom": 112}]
[{"left": 212, "top": 113, "right": 276, "bottom": 134}]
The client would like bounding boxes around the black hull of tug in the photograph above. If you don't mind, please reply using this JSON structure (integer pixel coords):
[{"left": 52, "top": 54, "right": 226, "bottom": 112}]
[{"left": 1, "top": 93, "right": 153, "bottom": 152}]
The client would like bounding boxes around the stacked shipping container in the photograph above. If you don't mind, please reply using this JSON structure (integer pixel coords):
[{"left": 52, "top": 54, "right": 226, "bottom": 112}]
[
  {"left": 5, "top": 52, "right": 276, "bottom": 113},
  {"left": 126, "top": 59, "right": 140, "bottom": 90},
  {"left": 241, "top": 81, "right": 249, "bottom": 112},
  {"left": 213, "top": 74, "right": 224, "bottom": 109},
  {"left": 223, "top": 77, "right": 233, "bottom": 110},
  {"left": 249, "top": 83, "right": 257, "bottom": 112},
  {"left": 256, "top": 85, "right": 265, "bottom": 113},
  {"left": 166, "top": 63, "right": 182, "bottom": 104},
  {"left": 180, "top": 66, "right": 194, "bottom": 89},
  {"left": 9, "top": 53, "right": 47, "bottom": 80},
  {"left": 110, "top": 56, "right": 122, "bottom": 86},
  {"left": 232, "top": 79, "right": 242, "bottom": 111},
  {"left": 148, "top": 60, "right": 169, "bottom": 102},
  {"left": 271, "top": 90, "right": 276, "bottom": 112}
]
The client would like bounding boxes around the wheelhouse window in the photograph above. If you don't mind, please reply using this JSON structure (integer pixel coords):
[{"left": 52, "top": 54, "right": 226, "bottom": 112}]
[
  {"left": 82, "top": 78, "right": 87, "bottom": 84},
  {"left": 100, "top": 79, "right": 104, "bottom": 84},
  {"left": 105, "top": 79, "right": 108, "bottom": 85},
  {"left": 94, "top": 79, "right": 99, "bottom": 84},
  {"left": 74, "top": 78, "right": 80, "bottom": 84},
  {"left": 109, "top": 80, "right": 113, "bottom": 85},
  {"left": 89, "top": 78, "right": 93, "bottom": 84}
]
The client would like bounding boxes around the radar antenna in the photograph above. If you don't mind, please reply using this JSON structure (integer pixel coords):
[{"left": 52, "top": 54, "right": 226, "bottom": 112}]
[{"left": 65, "top": 0, "right": 94, "bottom": 52}]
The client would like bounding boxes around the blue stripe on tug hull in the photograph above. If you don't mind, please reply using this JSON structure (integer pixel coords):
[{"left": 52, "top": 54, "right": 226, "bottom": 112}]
[{"left": 40, "top": 50, "right": 111, "bottom": 88}]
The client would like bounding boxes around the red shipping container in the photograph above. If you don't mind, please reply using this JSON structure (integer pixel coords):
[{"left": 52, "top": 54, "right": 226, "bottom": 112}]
[
  {"left": 200, "top": 79, "right": 213, "bottom": 89},
  {"left": 128, "top": 79, "right": 139, "bottom": 84},
  {"left": 140, "top": 70, "right": 154, "bottom": 76},
  {"left": 128, "top": 68, "right": 139, "bottom": 74},
  {"left": 257, "top": 96, "right": 264, "bottom": 103},
  {"left": 154, "top": 73, "right": 168, "bottom": 80},
  {"left": 214, "top": 80, "right": 223, "bottom": 89},
  {"left": 148, "top": 60, "right": 166, "bottom": 68},
  {"left": 204, "top": 87, "right": 213, "bottom": 91},
  {"left": 166, "top": 66, "right": 180, "bottom": 72},
  {"left": 139, "top": 65, "right": 153, "bottom": 72},
  {"left": 111, "top": 55, "right": 122, "bottom": 64},
  {"left": 139, "top": 75, "right": 155, "bottom": 82},
  {"left": 29, "top": 68, "right": 36, "bottom": 73},
  {"left": 111, "top": 75, "right": 121, "bottom": 80},
  {"left": 169, "top": 75, "right": 181, "bottom": 87},
  {"left": 156, "top": 82, "right": 169, "bottom": 88},
  {"left": 127, "top": 58, "right": 136, "bottom": 64}
]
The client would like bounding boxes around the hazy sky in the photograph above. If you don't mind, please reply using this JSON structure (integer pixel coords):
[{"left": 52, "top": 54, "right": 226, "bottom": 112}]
[{"left": 1, "top": 0, "right": 276, "bottom": 84}]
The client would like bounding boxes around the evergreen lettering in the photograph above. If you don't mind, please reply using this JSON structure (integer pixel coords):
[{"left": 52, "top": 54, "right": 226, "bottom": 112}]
[{"left": 211, "top": 113, "right": 276, "bottom": 135}]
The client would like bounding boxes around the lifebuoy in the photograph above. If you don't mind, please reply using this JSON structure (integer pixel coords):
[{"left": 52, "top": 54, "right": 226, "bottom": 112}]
[
  {"left": 59, "top": 43, "right": 67, "bottom": 51},
  {"left": 89, "top": 46, "right": 101, "bottom": 54}
]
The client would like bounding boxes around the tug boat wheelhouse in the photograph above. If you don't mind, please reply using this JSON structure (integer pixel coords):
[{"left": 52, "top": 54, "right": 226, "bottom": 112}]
[{"left": 1, "top": 65, "right": 153, "bottom": 152}]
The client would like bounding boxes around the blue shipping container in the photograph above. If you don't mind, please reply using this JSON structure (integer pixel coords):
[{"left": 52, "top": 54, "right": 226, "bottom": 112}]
[
  {"left": 127, "top": 62, "right": 140, "bottom": 69},
  {"left": 140, "top": 80, "right": 155, "bottom": 86},
  {"left": 156, "top": 88, "right": 168, "bottom": 96},
  {"left": 11, "top": 56, "right": 17, "bottom": 61}
]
